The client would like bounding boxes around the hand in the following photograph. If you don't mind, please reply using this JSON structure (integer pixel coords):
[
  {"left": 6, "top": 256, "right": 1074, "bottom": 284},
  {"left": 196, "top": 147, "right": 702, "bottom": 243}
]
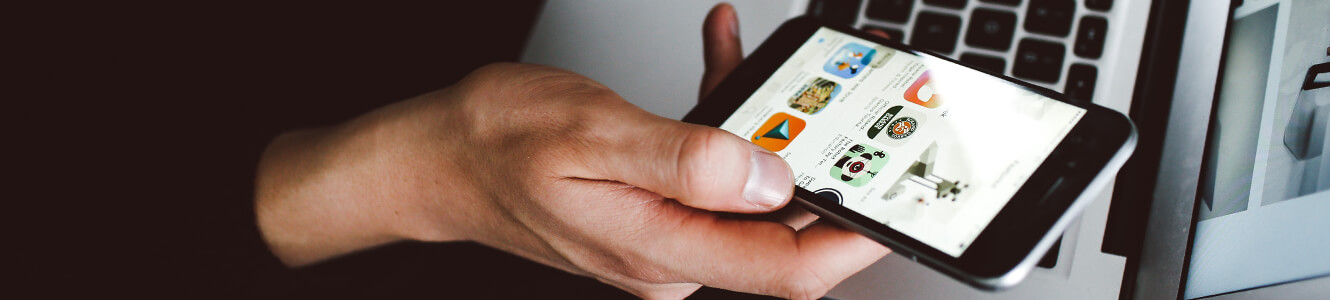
[{"left": 255, "top": 3, "right": 889, "bottom": 299}]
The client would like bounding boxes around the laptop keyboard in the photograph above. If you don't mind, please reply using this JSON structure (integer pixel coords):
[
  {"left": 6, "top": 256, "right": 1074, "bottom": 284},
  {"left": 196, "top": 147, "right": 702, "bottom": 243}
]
[
  {"left": 807, "top": 0, "right": 1123, "bottom": 269},
  {"left": 808, "top": 0, "right": 1112, "bottom": 103}
]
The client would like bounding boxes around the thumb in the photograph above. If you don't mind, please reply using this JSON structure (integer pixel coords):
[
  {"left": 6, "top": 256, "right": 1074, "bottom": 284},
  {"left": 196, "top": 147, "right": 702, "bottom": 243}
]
[{"left": 583, "top": 113, "right": 795, "bottom": 213}]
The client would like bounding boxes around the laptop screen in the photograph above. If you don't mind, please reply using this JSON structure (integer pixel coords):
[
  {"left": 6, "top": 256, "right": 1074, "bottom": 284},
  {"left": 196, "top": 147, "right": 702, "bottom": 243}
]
[{"left": 1184, "top": 0, "right": 1330, "bottom": 298}]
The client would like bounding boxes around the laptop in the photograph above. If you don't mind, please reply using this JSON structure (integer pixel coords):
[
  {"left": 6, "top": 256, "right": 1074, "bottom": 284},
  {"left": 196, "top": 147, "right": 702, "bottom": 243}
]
[
  {"left": 1130, "top": 0, "right": 1330, "bottom": 298},
  {"left": 520, "top": 0, "right": 1327, "bottom": 298}
]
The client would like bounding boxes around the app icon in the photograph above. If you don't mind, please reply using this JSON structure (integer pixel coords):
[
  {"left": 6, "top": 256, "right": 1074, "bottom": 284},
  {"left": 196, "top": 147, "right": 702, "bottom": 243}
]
[
  {"left": 905, "top": 71, "right": 943, "bottom": 108},
  {"left": 788, "top": 77, "right": 841, "bottom": 115},
  {"left": 886, "top": 117, "right": 919, "bottom": 139},
  {"left": 867, "top": 105, "right": 927, "bottom": 146},
  {"left": 866, "top": 106, "right": 903, "bottom": 139},
  {"left": 830, "top": 143, "right": 889, "bottom": 187},
  {"left": 823, "top": 43, "right": 878, "bottom": 79},
  {"left": 751, "top": 113, "right": 807, "bottom": 152}
]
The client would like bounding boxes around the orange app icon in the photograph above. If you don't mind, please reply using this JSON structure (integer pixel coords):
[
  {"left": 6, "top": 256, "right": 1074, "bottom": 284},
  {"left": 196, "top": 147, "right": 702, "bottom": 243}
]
[
  {"left": 751, "top": 113, "right": 807, "bottom": 152},
  {"left": 905, "top": 71, "right": 943, "bottom": 108}
]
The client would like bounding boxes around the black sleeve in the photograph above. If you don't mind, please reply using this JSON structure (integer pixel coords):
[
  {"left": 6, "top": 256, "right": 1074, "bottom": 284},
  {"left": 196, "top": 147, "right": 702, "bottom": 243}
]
[{"left": 23, "top": 2, "right": 783, "bottom": 298}]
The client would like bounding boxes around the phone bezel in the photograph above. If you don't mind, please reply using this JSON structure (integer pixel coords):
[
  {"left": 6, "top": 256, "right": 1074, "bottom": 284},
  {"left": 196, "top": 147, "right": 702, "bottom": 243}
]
[{"left": 682, "top": 17, "right": 1137, "bottom": 290}]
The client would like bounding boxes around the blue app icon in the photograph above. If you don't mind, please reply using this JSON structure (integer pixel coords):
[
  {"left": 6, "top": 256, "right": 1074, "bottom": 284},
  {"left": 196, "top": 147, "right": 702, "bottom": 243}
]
[{"left": 823, "top": 43, "right": 877, "bottom": 79}]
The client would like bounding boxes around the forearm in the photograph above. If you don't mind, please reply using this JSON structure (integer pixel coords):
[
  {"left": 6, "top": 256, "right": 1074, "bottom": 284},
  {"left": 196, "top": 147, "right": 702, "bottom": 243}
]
[{"left": 253, "top": 109, "right": 464, "bottom": 267}]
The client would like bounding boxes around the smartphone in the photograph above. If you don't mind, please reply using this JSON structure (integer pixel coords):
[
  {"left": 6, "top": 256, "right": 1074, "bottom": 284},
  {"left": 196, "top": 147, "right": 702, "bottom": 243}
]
[{"left": 683, "top": 17, "right": 1136, "bottom": 290}]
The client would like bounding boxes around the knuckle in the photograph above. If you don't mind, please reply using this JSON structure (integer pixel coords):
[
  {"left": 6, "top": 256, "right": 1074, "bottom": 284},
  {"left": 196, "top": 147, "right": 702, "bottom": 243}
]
[
  {"left": 458, "top": 62, "right": 532, "bottom": 91},
  {"left": 676, "top": 128, "right": 731, "bottom": 200},
  {"left": 489, "top": 64, "right": 608, "bottom": 99},
  {"left": 468, "top": 62, "right": 521, "bottom": 77},
  {"left": 461, "top": 62, "right": 608, "bottom": 100},
  {"left": 779, "top": 268, "right": 833, "bottom": 300},
  {"left": 455, "top": 62, "right": 616, "bottom": 139}
]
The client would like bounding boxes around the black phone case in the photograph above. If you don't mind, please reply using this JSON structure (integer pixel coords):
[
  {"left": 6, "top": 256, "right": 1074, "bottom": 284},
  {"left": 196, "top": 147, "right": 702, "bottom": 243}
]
[{"left": 682, "top": 17, "right": 1137, "bottom": 290}]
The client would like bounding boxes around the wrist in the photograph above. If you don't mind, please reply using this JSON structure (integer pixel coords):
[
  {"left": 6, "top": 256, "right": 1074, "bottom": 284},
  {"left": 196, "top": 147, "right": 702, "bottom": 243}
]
[{"left": 254, "top": 102, "right": 472, "bottom": 266}]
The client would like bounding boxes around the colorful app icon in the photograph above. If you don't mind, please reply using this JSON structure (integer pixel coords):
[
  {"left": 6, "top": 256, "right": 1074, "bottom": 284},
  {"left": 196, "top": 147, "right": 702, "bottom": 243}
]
[
  {"left": 751, "top": 113, "right": 807, "bottom": 152},
  {"left": 830, "top": 143, "right": 889, "bottom": 187},
  {"left": 823, "top": 43, "right": 878, "bottom": 79},
  {"left": 886, "top": 117, "right": 919, "bottom": 139},
  {"left": 905, "top": 71, "right": 943, "bottom": 108},
  {"left": 788, "top": 77, "right": 841, "bottom": 115},
  {"left": 866, "top": 105, "right": 927, "bottom": 146}
]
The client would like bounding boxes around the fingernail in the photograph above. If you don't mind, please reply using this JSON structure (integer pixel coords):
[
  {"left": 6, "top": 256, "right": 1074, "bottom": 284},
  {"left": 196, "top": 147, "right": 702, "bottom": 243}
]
[
  {"left": 744, "top": 150, "right": 793, "bottom": 208},
  {"left": 728, "top": 8, "right": 739, "bottom": 37}
]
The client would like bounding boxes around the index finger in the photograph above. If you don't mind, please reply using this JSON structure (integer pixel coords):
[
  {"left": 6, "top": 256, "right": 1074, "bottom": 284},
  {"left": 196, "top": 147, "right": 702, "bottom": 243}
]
[{"left": 647, "top": 209, "right": 890, "bottom": 299}]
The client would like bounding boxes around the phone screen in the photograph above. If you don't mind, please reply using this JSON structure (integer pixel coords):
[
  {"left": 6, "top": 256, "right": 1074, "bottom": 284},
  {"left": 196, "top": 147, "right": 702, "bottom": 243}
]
[{"left": 718, "top": 28, "right": 1085, "bottom": 257}]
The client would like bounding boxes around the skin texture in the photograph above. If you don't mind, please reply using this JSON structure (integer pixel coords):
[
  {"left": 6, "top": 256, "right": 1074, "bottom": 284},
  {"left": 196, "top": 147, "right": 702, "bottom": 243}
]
[{"left": 255, "top": 4, "right": 894, "bottom": 299}]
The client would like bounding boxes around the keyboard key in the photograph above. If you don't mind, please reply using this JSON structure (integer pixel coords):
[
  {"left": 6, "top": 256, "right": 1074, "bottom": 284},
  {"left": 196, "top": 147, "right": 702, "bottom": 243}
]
[
  {"left": 923, "top": 0, "right": 967, "bottom": 9},
  {"left": 960, "top": 53, "right": 1006, "bottom": 74},
  {"left": 1024, "top": 0, "right": 1075, "bottom": 37},
  {"left": 807, "top": 0, "right": 863, "bottom": 26},
  {"left": 1013, "top": 39, "right": 1065, "bottom": 83},
  {"left": 910, "top": 12, "right": 963, "bottom": 54},
  {"left": 965, "top": 8, "right": 1017, "bottom": 51},
  {"left": 866, "top": 0, "right": 914, "bottom": 23},
  {"left": 1074, "top": 16, "right": 1108, "bottom": 58},
  {"left": 1085, "top": 0, "right": 1113, "bottom": 11},
  {"left": 1065, "top": 64, "right": 1097, "bottom": 101},
  {"left": 980, "top": 0, "right": 1021, "bottom": 5},
  {"left": 863, "top": 25, "right": 906, "bottom": 40}
]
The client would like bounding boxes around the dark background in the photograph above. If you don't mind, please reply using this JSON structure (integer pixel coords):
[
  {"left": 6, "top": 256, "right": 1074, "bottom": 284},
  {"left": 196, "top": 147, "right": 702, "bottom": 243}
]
[{"left": 13, "top": 2, "right": 772, "bottom": 299}]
